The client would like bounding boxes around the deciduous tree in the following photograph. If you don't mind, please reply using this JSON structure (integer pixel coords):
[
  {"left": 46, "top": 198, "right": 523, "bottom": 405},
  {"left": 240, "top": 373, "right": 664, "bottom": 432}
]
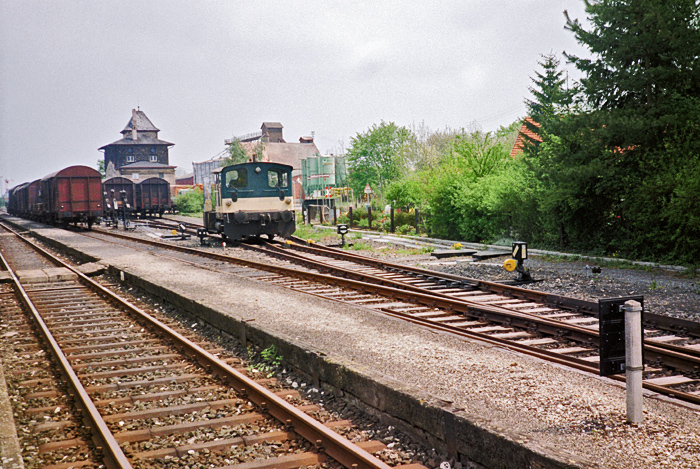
[
  {"left": 225, "top": 137, "right": 249, "bottom": 165},
  {"left": 346, "top": 121, "right": 414, "bottom": 196}
]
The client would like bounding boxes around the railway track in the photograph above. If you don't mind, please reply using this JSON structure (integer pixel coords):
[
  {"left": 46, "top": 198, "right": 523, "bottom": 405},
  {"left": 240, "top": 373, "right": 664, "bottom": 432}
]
[
  {"left": 28, "top": 217, "right": 699, "bottom": 406},
  {"left": 249, "top": 238, "right": 700, "bottom": 403},
  {"left": 0, "top": 223, "right": 414, "bottom": 468},
  {"left": 8, "top": 217, "right": 700, "bottom": 406}
]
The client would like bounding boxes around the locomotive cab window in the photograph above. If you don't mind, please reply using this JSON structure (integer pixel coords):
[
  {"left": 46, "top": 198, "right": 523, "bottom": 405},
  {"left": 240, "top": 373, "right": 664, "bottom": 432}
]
[
  {"left": 268, "top": 170, "right": 288, "bottom": 188},
  {"left": 225, "top": 169, "right": 248, "bottom": 189}
]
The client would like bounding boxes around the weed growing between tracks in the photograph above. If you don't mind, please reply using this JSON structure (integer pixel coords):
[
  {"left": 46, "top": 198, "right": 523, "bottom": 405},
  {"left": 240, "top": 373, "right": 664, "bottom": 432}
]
[
  {"left": 292, "top": 224, "right": 330, "bottom": 243},
  {"left": 247, "top": 344, "right": 283, "bottom": 378},
  {"left": 345, "top": 240, "right": 374, "bottom": 251},
  {"left": 93, "top": 270, "right": 444, "bottom": 467}
]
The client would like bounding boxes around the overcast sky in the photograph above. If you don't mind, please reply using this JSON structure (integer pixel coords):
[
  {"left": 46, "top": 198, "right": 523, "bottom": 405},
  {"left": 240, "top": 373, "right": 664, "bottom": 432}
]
[{"left": 0, "top": 0, "right": 590, "bottom": 191}]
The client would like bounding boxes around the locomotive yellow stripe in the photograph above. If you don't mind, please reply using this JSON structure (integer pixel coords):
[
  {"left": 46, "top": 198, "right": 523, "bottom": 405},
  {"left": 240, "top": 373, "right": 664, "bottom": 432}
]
[{"left": 217, "top": 196, "right": 294, "bottom": 213}]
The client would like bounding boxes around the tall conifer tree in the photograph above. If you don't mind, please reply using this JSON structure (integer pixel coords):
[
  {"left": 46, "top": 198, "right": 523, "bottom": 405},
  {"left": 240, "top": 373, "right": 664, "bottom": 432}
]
[
  {"left": 543, "top": 0, "right": 700, "bottom": 260},
  {"left": 526, "top": 54, "right": 570, "bottom": 124}
]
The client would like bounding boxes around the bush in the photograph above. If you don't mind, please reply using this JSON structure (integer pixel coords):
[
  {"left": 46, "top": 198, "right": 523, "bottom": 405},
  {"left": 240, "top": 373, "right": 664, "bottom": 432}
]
[
  {"left": 425, "top": 158, "right": 530, "bottom": 243},
  {"left": 396, "top": 224, "right": 416, "bottom": 235},
  {"left": 385, "top": 178, "right": 428, "bottom": 208},
  {"left": 394, "top": 209, "right": 415, "bottom": 227},
  {"left": 175, "top": 188, "right": 204, "bottom": 214},
  {"left": 349, "top": 206, "right": 381, "bottom": 224},
  {"left": 376, "top": 218, "right": 391, "bottom": 232}
]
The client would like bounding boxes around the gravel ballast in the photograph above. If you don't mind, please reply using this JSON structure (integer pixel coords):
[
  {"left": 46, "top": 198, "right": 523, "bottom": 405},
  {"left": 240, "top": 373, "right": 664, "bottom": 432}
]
[{"left": 6, "top": 218, "right": 700, "bottom": 468}]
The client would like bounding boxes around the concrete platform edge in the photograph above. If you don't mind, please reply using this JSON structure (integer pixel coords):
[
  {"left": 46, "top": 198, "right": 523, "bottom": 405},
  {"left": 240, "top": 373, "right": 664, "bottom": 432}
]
[
  {"left": 29, "top": 229, "right": 101, "bottom": 265},
  {"left": 109, "top": 265, "right": 589, "bottom": 469}
]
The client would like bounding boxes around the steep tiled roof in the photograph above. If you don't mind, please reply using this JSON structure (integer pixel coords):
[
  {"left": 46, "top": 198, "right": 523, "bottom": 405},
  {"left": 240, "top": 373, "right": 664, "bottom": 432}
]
[
  {"left": 122, "top": 110, "right": 160, "bottom": 134},
  {"left": 510, "top": 117, "right": 542, "bottom": 157},
  {"left": 99, "top": 109, "right": 173, "bottom": 149}
]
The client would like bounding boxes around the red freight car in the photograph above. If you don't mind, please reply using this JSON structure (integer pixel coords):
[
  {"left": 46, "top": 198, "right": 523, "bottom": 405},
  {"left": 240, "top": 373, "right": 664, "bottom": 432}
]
[
  {"left": 27, "top": 179, "right": 42, "bottom": 220},
  {"left": 103, "top": 176, "right": 136, "bottom": 214},
  {"left": 41, "top": 165, "right": 103, "bottom": 228},
  {"left": 6, "top": 186, "right": 16, "bottom": 215},
  {"left": 135, "top": 177, "right": 171, "bottom": 217},
  {"left": 8, "top": 182, "right": 29, "bottom": 217}
]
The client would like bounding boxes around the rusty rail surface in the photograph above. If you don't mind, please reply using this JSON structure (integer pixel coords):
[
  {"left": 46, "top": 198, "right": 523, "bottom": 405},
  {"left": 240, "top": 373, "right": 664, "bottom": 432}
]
[
  {"left": 74, "top": 225, "right": 700, "bottom": 406},
  {"left": 8, "top": 218, "right": 700, "bottom": 407},
  {"left": 1, "top": 222, "right": 395, "bottom": 469},
  {"left": 0, "top": 250, "right": 133, "bottom": 469},
  {"left": 93, "top": 228, "right": 700, "bottom": 358},
  {"left": 286, "top": 237, "right": 700, "bottom": 337}
]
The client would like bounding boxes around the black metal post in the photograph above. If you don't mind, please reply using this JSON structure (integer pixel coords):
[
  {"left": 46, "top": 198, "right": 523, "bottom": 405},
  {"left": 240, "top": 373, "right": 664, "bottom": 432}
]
[
  {"left": 368, "top": 206, "right": 372, "bottom": 230},
  {"left": 348, "top": 207, "right": 353, "bottom": 228},
  {"left": 415, "top": 208, "right": 420, "bottom": 234},
  {"left": 390, "top": 206, "right": 395, "bottom": 233}
]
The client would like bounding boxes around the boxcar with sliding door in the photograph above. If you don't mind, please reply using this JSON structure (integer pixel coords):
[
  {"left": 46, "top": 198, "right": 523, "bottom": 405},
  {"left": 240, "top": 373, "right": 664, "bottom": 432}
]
[
  {"left": 8, "top": 183, "right": 29, "bottom": 217},
  {"left": 7, "top": 183, "right": 26, "bottom": 217},
  {"left": 27, "top": 179, "right": 42, "bottom": 220},
  {"left": 41, "top": 165, "right": 103, "bottom": 228},
  {"left": 135, "top": 177, "right": 171, "bottom": 217},
  {"left": 102, "top": 177, "right": 136, "bottom": 218}
]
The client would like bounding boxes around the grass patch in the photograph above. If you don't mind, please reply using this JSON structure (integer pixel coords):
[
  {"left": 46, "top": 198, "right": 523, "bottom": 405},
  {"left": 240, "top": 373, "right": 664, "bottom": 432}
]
[
  {"left": 537, "top": 253, "right": 658, "bottom": 273},
  {"left": 679, "top": 266, "right": 698, "bottom": 279},
  {"left": 293, "top": 223, "right": 328, "bottom": 243},
  {"left": 594, "top": 258, "right": 657, "bottom": 272},
  {"left": 538, "top": 253, "right": 583, "bottom": 263},
  {"left": 390, "top": 246, "right": 436, "bottom": 256},
  {"left": 177, "top": 212, "right": 203, "bottom": 218},
  {"left": 346, "top": 240, "right": 373, "bottom": 251}
]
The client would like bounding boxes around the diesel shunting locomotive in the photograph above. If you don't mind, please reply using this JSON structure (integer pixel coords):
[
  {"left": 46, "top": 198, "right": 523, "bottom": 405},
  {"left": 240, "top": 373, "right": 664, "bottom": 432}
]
[{"left": 203, "top": 162, "right": 295, "bottom": 241}]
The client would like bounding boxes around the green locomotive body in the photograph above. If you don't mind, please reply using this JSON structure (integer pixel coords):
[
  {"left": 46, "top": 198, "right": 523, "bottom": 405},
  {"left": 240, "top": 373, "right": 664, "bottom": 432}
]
[{"left": 203, "top": 162, "right": 296, "bottom": 241}]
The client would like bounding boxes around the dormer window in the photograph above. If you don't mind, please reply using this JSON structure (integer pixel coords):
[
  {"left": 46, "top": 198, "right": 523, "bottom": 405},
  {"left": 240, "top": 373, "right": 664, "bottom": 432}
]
[
  {"left": 150, "top": 154, "right": 158, "bottom": 162},
  {"left": 127, "top": 154, "right": 135, "bottom": 163}
]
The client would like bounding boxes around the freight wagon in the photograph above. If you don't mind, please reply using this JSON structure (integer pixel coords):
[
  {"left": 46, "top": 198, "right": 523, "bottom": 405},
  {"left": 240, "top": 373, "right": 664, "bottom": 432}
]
[
  {"left": 8, "top": 182, "right": 29, "bottom": 218},
  {"left": 102, "top": 176, "right": 135, "bottom": 223},
  {"left": 40, "top": 165, "right": 103, "bottom": 228},
  {"left": 135, "top": 177, "right": 171, "bottom": 217}
]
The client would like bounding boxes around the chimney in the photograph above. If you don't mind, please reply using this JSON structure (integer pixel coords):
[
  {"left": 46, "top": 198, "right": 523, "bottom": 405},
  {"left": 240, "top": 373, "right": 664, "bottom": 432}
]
[{"left": 131, "top": 109, "right": 138, "bottom": 141}]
